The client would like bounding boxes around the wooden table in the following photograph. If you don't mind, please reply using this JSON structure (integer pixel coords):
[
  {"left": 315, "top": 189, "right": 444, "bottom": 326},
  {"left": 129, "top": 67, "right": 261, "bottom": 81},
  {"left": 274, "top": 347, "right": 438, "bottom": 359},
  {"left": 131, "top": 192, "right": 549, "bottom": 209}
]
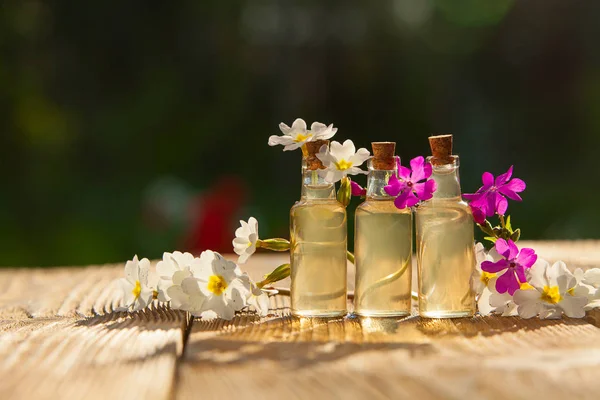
[{"left": 1, "top": 240, "right": 600, "bottom": 400}]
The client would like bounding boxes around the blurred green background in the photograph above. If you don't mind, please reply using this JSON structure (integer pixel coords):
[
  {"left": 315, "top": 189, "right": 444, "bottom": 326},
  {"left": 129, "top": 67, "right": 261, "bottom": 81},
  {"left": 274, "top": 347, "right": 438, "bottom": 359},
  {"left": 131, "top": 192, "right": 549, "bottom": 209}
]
[{"left": 2, "top": 0, "right": 599, "bottom": 267}]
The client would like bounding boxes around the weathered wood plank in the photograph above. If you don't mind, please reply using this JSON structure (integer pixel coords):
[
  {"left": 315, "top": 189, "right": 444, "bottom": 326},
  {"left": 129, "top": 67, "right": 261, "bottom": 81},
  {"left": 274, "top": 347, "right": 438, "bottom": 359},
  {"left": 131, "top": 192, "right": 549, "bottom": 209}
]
[
  {"left": 0, "top": 305, "right": 189, "bottom": 400},
  {"left": 178, "top": 302, "right": 600, "bottom": 400},
  {"left": 0, "top": 242, "right": 599, "bottom": 400}
]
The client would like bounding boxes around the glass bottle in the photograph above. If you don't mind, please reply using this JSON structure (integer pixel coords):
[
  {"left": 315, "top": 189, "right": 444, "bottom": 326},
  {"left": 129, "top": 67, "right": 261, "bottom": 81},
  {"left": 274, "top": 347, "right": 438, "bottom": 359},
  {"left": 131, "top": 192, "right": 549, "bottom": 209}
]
[
  {"left": 354, "top": 142, "right": 412, "bottom": 317},
  {"left": 415, "top": 135, "right": 476, "bottom": 318},
  {"left": 290, "top": 140, "right": 348, "bottom": 317}
]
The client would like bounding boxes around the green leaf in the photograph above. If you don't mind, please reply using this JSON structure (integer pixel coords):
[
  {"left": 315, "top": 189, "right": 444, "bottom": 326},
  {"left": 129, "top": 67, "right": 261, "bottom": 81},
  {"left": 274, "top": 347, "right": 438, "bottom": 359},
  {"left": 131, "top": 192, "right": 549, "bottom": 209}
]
[
  {"left": 478, "top": 221, "right": 495, "bottom": 236},
  {"left": 510, "top": 228, "right": 521, "bottom": 242},
  {"left": 484, "top": 236, "right": 498, "bottom": 243},
  {"left": 505, "top": 215, "right": 513, "bottom": 234},
  {"left": 337, "top": 176, "right": 351, "bottom": 207}
]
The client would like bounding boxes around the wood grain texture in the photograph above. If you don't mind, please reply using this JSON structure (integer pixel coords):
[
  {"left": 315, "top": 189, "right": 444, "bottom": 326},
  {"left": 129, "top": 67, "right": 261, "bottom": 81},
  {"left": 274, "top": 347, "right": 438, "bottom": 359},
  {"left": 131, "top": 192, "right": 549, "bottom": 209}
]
[
  {"left": 0, "top": 242, "right": 599, "bottom": 400},
  {"left": 0, "top": 306, "right": 189, "bottom": 400}
]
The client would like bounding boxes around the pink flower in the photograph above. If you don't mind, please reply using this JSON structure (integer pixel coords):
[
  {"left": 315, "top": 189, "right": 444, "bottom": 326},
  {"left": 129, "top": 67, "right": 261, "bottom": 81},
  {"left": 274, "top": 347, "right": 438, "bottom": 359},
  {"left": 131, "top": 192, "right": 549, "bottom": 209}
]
[
  {"left": 470, "top": 205, "right": 486, "bottom": 225},
  {"left": 481, "top": 239, "right": 537, "bottom": 295},
  {"left": 350, "top": 181, "right": 366, "bottom": 197},
  {"left": 464, "top": 166, "right": 526, "bottom": 220},
  {"left": 384, "top": 156, "right": 437, "bottom": 209}
]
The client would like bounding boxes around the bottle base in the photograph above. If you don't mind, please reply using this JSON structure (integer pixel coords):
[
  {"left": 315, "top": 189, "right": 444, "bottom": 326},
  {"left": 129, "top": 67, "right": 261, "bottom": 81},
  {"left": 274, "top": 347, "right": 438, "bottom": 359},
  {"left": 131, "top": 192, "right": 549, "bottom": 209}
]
[
  {"left": 354, "top": 310, "right": 411, "bottom": 318},
  {"left": 291, "top": 309, "right": 347, "bottom": 318},
  {"left": 419, "top": 310, "right": 474, "bottom": 319}
]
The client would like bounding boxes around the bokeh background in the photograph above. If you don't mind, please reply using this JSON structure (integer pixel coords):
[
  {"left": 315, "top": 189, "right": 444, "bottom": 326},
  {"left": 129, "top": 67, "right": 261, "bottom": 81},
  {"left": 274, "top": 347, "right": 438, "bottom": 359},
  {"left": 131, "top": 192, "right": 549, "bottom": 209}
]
[{"left": 2, "top": 0, "right": 599, "bottom": 267}]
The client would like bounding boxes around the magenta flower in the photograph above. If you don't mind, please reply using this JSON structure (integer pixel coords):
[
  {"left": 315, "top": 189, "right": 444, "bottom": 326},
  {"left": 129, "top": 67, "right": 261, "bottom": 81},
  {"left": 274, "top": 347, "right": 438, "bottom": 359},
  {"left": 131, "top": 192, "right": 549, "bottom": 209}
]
[
  {"left": 464, "top": 166, "right": 526, "bottom": 220},
  {"left": 384, "top": 156, "right": 437, "bottom": 209},
  {"left": 470, "top": 205, "right": 486, "bottom": 225},
  {"left": 350, "top": 181, "right": 366, "bottom": 197},
  {"left": 481, "top": 238, "right": 537, "bottom": 295}
]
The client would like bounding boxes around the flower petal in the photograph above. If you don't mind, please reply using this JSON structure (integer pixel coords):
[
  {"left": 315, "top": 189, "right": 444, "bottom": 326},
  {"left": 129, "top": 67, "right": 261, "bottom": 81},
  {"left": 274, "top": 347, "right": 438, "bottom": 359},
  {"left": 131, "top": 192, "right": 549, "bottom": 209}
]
[
  {"left": 409, "top": 156, "right": 426, "bottom": 182},
  {"left": 470, "top": 205, "right": 486, "bottom": 224},
  {"left": 338, "top": 139, "right": 357, "bottom": 161},
  {"left": 515, "top": 248, "right": 537, "bottom": 269},
  {"left": 124, "top": 256, "right": 140, "bottom": 284},
  {"left": 494, "top": 239, "right": 511, "bottom": 260},
  {"left": 496, "top": 194, "right": 508, "bottom": 215},
  {"left": 481, "top": 259, "right": 510, "bottom": 274},
  {"left": 268, "top": 135, "right": 296, "bottom": 147},
  {"left": 290, "top": 118, "right": 307, "bottom": 132},
  {"left": 559, "top": 295, "right": 588, "bottom": 318},
  {"left": 393, "top": 189, "right": 417, "bottom": 209},
  {"left": 351, "top": 181, "right": 366, "bottom": 196},
  {"left": 514, "top": 264, "right": 527, "bottom": 284},
  {"left": 498, "top": 178, "right": 526, "bottom": 201},
  {"left": 477, "top": 287, "right": 493, "bottom": 316},
  {"left": 349, "top": 148, "right": 371, "bottom": 167},
  {"left": 513, "top": 289, "right": 541, "bottom": 319},
  {"left": 495, "top": 269, "right": 520, "bottom": 295},
  {"left": 495, "top": 166, "right": 513, "bottom": 186},
  {"left": 397, "top": 165, "right": 412, "bottom": 180},
  {"left": 384, "top": 174, "right": 403, "bottom": 197},
  {"left": 482, "top": 172, "right": 494, "bottom": 188}
]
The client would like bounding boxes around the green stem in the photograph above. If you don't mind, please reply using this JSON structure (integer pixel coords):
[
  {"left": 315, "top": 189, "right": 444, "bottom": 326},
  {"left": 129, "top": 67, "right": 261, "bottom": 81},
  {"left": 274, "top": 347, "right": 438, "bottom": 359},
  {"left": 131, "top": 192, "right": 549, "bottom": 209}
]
[
  {"left": 346, "top": 251, "right": 355, "bottom": 264},
  {"left": 499, "top": 214, "right": 506, "bottom": 230}
]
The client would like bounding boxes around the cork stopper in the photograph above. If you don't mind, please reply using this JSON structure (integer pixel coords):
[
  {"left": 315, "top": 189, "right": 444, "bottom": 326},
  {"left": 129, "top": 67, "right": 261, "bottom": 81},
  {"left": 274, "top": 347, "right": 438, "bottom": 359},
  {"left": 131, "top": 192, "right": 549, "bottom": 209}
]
[
  {"left": 428, "top": 134, "right": 453, "bottom": 165},
  {"left": 371, "top": 142, "right": 396, "bottom": 170},
  {"left": 305, "top": 140, "right": 329, "bottom": 170}
]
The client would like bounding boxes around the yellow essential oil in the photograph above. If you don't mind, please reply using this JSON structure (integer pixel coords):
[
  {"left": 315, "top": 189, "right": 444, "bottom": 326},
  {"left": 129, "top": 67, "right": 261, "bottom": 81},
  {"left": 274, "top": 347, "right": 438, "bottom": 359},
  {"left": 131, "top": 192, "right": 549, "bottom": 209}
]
[
  {"left": 354, "top": 146, "right": 412, "bottom": 317},
  {"left": 415, "top": 147, "right": 476, "bottom": 318},
  {"left": 290, "top": 141, "right": 348, "bottom": 317}
]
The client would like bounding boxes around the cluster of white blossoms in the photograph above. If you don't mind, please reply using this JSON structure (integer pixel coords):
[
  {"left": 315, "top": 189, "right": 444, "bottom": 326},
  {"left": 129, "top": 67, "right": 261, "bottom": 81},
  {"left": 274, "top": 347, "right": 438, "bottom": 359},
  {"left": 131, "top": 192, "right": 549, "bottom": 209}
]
[
  {"left": 118, "top": 247, "right": 270, "bottom": 319},
  {"left": 473, "top": 242, "right": 600, "bottom": 319},
  {"left": 269, "top": 118, "right": 370, "bottom": 183}
]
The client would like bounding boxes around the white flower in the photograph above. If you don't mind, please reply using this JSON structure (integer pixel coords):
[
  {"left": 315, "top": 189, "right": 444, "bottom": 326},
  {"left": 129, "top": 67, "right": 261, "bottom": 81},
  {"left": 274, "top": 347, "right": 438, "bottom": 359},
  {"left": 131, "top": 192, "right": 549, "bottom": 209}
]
[
  {"left": 316, "top": 139, "right": 370, "bottom": 183},
  {"left": 166, "top": 277, "right": 206, "bottom": 316},
  {"left": 195, "top": 250, "right": 252, "bottom": 320},
  {"left": 119, "top": 255, "right": 154, "bottom": 311},
  {"left": 575, "top": 268, "right": 600, "bottom": 309},
  {"left": 268, "top": 118, "right": 337, "bottom": 151},
  {"left": 232, "top": 217, "right": 259, "bottom": 264},
  {"left": 156, "top": 251, "right": 203, "bottom": 302},
  {"left": 246, "top": 284, "right": 271, "bottom": 317},
  {"left": 513, "top": 260, "right": 588, "bottom": 319}
]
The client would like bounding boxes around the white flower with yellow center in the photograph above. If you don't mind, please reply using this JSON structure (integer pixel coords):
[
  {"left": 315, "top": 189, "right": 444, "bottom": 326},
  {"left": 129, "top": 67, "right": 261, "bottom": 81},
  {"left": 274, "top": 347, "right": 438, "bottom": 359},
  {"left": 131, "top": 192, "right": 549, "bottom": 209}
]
[
  {"left": 156, "top": 251, "right": 203, "bottom": 302},
  {"left": 513, "top": 259, "right": 588, "bottom": 319},
  {"left": 268, "top": 118, "right": 337, "bottom": 151},
  {"left": 316, "top": 139, "right": 370, "bottom": 183},
  {"left": 232, "top": 217, "right": 259, "bottom": 264},
  {"left": 119, "top": 255, "right": 154, "bottom": 311},
  {"left": 195, "top": 250, "right": 251, "bottom": 320}
]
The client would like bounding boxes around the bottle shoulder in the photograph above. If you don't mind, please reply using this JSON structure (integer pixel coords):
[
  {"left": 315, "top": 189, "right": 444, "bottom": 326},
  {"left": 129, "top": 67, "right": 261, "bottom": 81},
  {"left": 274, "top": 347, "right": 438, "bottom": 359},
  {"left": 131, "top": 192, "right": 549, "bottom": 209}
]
[
  {"left": 356, "top": 199, "right": 411, "bottom": 215},
  {"left": 291, "top": 199, "right": 346, "bottom": 213},
  {"left": 415, "top": 198, "right": 472, "bottom": 215}
]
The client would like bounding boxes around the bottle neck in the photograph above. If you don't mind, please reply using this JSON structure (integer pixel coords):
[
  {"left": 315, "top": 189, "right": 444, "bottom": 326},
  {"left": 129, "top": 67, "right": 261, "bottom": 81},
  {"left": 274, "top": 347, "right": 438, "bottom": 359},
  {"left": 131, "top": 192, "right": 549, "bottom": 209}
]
[
  {"left": 366, "top": 169, "right": 395, "bottom": 200},
  {"left": 300, "top": 160, "right": 335, "bottom": 200},
  {"left": 428, "top": 156, "right": 462, "bottom": 200}
]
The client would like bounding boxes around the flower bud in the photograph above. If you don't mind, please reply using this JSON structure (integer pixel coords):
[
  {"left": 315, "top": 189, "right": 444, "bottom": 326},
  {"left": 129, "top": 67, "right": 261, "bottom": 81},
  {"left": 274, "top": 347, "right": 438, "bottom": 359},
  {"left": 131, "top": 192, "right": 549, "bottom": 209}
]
[
  {"left": 258, "top": 263, "right": 291, "bottom": 288},
  {"left": 257, "top": 238, "right": 290, "bottom": 252},
  {"left": 337, "top": 176, "right": 352, "bottom": 207}
]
